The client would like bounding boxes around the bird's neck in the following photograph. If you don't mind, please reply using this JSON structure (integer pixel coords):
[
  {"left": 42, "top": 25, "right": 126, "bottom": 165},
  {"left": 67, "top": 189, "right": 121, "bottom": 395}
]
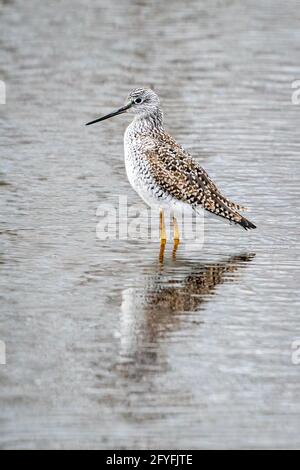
[{"left": 131, "top": 109, "right": 164, "bottom": 134}]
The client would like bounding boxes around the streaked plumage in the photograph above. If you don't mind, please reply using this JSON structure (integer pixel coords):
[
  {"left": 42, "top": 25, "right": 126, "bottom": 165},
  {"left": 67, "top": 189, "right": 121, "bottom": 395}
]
[{"left": 86, "top": 87, "right": 256, "bottom": 233}]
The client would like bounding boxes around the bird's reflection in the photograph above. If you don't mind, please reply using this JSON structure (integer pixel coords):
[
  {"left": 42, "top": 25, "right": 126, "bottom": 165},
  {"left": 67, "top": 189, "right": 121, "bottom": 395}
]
[{"left": 117, "top": 253, "right": 255, "bottom": 380}]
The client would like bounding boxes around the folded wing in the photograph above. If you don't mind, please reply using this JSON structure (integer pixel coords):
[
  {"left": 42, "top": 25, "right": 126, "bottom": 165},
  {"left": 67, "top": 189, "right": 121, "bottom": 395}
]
[{"left": 144, "top": 137, "right": 256, "bottom": 230}]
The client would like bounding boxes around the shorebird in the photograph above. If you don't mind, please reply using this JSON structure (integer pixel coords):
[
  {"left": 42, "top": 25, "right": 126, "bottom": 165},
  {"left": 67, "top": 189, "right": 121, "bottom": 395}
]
[{"left": 86, "top": 88, "right": 256, "bottom": 251}]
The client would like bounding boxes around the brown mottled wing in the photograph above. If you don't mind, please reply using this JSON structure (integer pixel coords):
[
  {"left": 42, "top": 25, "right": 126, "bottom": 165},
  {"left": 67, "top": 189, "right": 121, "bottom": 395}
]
[
  {"left": 193, "top": 165, "right": 247, "bottom": 211},
  {"left": 144, "top": 139, "right": 255, "bottom": 229}
]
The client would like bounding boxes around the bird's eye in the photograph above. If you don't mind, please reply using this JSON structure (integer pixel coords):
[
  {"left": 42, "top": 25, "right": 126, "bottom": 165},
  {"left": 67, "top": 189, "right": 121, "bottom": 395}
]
[{"left": 134, "top": 98, "right": 142, "bottom": 104}]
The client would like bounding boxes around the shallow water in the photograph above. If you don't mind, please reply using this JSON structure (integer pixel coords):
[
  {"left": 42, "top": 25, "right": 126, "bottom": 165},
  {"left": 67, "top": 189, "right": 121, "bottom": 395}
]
[{"left": 0, "top": 0, "right": 300, "bottom": 449}]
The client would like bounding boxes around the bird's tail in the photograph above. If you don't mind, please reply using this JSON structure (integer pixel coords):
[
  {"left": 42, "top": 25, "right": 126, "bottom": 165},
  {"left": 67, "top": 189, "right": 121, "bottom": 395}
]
[
  {"left": 202, "top": 197, "right": 257, "bottom": 230},
  {"left": 237, "top": 216, "right": 256, "bottom": 231}
]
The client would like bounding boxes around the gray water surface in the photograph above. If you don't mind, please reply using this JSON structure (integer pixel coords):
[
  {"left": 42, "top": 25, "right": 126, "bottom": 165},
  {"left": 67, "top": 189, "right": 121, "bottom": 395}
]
[{"left": 0, "top": 0, "right": 300, "bottom": 449}]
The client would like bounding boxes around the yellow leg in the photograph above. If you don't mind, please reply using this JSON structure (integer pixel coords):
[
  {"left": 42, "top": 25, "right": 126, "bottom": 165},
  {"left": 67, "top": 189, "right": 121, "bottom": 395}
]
[
  {"left": 159, "top": 240, "right": 166, "bottom": 263},
  {"left": 159, "top": 209, "right": 166, "bottom": 263},
  {"left": 159, "top": 209, "right": 167, "bottom": 242},
  {"left": 173, "top": 216, "right": 180, "bottom": 242},
  {"left": 172, "top": 239, "right": 180, "bottom": 260},
  {"left": 172, "top": 216, "right": 180, "bottom": 260}
]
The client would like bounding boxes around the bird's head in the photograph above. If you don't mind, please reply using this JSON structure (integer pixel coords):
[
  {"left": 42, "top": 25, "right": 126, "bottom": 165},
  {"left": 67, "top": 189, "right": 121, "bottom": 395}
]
[
  {"left": 86, "top": 88, "right": 161, "bottom": 126},
  {"left": 126, "top": 88, "right": 160, "bottom": 117}
]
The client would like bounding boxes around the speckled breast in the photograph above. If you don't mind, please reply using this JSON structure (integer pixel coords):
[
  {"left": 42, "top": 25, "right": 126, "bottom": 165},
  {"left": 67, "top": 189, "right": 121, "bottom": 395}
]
[{"left": 124, "top": 129, "right": 169, "bottom": 208}]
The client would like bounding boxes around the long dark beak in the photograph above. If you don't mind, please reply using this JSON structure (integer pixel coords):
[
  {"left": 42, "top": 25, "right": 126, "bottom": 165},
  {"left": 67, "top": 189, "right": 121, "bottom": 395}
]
[{"left": 85, "top": 102, "right": 132, "bottom": 126}]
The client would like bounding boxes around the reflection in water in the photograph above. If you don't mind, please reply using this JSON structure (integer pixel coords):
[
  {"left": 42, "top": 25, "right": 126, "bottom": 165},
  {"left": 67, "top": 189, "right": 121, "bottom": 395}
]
[{"left": 118, "top": 253, "right": 255, "bottom": 379}]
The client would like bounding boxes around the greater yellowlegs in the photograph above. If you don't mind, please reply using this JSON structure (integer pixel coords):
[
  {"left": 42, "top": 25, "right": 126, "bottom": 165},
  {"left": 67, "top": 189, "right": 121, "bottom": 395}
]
[{"left": 86, "top": 88, "right": 256, "bottom": 249}]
